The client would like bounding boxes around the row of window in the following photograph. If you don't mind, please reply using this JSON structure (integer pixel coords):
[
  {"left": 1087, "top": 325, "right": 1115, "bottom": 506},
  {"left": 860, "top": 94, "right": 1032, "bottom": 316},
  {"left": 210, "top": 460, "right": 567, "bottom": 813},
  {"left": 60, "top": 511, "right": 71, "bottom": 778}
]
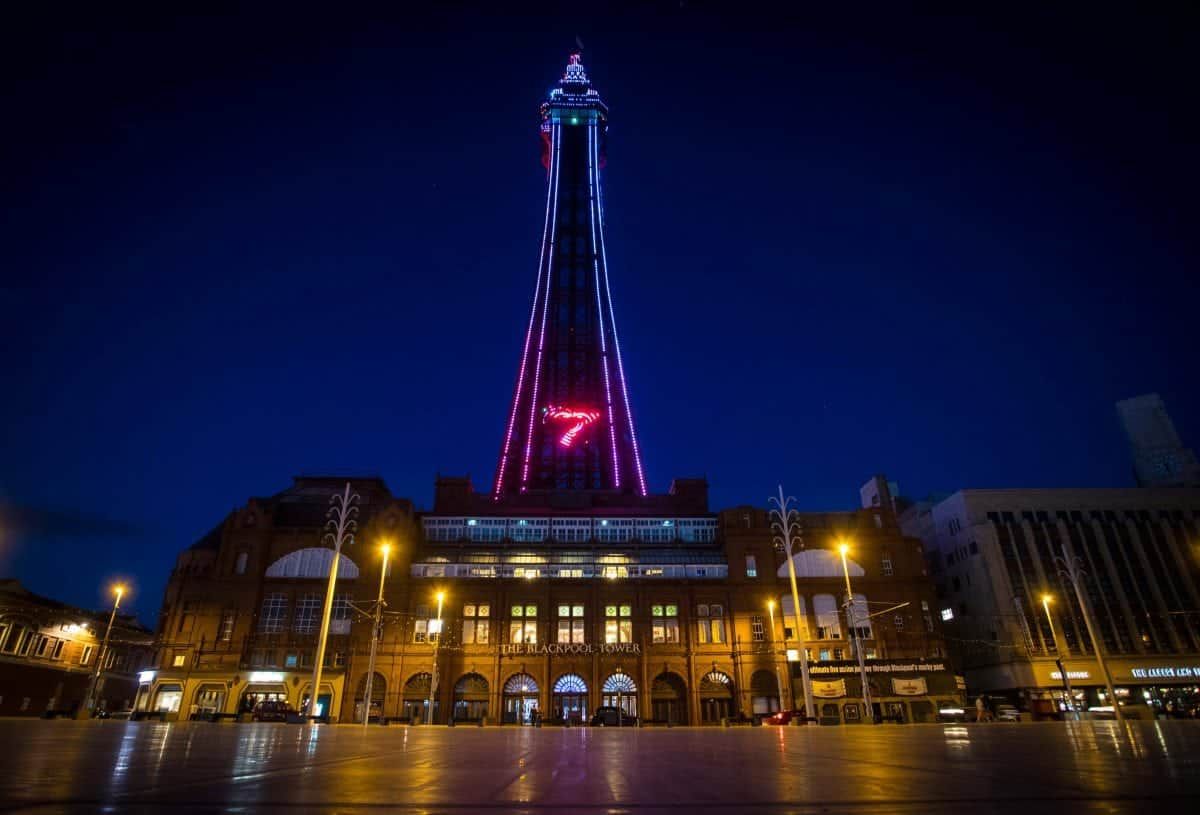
[
  {"left": 415, "top": 564, "right": 727, "bottom": 579},
  {"left": 422, "top": 517, "right": 718, "bottom": 544},
  {"left": 0, "top": 624, "right": 102, "bottom": 667},
  {"left": 257, "top": 593, "right": 353, "bottom": 634}
]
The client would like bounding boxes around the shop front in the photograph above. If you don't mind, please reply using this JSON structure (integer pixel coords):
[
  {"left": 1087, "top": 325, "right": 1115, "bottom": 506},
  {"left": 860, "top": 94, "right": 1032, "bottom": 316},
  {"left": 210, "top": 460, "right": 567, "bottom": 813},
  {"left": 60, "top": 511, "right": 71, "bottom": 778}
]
[
  {"left": 797, "top": 660, "right": 961, "bottom": 724},
  {"left": 1019, "top": 656, "right": 1200, "bottom": 719}
]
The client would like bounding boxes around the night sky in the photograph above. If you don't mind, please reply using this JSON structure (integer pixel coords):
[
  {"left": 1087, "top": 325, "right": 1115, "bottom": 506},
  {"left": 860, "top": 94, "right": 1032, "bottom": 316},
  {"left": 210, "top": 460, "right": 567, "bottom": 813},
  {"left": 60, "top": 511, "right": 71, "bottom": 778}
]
[{"left": 2, "top": 4, "right": 1197, "bottom": 622}]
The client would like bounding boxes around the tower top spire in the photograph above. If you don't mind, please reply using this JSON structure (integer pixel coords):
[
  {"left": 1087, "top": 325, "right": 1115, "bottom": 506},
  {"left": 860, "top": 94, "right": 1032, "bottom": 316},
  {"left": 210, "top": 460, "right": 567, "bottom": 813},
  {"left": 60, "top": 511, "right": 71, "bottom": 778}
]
[{"left": 561, "top": 52, "right": 589, "bottom": 88}]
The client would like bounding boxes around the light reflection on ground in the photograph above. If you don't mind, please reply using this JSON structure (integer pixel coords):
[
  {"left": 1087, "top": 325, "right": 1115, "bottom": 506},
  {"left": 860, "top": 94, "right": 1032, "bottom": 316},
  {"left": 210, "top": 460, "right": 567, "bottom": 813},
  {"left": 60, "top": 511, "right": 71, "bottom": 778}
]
[{"left": 0, "top": 720, "right": 1196, "bottom": 813}]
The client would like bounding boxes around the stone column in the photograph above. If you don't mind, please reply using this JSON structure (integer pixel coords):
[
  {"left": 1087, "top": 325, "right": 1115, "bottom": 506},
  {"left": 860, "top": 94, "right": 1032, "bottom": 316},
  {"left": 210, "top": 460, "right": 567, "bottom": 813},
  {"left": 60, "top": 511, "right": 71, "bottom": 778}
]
[
  {"left": 1122, "top": 515, "right": 1185, "bottom": 652},
  {"left": 1089, "top": 517, "right": 1146, "bottom": 654}
]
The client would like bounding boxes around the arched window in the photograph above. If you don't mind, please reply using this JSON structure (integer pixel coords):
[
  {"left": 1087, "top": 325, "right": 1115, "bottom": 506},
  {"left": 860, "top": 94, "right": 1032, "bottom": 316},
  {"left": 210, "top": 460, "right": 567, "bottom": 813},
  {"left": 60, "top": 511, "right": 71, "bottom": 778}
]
[
  {"left": 553, "top": 674, "right": 588, "bottom": 694},
  {"left": 265, "top": 548, "right": 360, "bottom": 580},
  {"left": 602, "top": 671, "right": 637, "bottom": 693},
  {"left": 776, "top": 550, "right": 864, "bottom": 579},
  {"left": 701, "top": 670, "right": 732, "bottom": 692},
  {"left": 504, "top": 673, "right": 539, "bottom": 695},
  {"left": 813, "top": 594, "right": 841, "bottom": 640}
]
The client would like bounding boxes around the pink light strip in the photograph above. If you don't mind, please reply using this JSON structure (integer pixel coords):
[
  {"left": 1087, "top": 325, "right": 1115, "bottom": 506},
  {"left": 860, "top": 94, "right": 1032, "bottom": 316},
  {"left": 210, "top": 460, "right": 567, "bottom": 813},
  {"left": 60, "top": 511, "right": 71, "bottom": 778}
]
[
  {"left": 520, "top": 121, "right": 563, "bottom": 491},
  {"left": 593, "top": 122, "right": 648, "bottom": 496},
  {"left": 544, "top": 405, "right": 601, "bottom": 448},
  {"left": 587, "top": 122, "right": 622, "bottom": 489},
  {"left": 494, "top": 122, "right": 559, "bottom": 499}
]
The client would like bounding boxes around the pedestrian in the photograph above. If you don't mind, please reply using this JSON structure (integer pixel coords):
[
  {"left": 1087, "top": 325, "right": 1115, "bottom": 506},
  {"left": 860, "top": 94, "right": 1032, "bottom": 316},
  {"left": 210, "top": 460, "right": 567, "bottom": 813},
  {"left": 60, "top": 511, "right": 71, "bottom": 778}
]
[{"left": 975, "top": 695, "right": 986, "bottom": 723}]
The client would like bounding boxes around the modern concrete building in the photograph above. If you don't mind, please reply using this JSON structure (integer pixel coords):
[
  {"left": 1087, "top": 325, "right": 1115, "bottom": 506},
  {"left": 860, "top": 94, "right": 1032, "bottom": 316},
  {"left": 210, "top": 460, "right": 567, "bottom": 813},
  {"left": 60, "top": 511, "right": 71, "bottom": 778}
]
[{"left": 902, "top": 487, "right": 1200, "bottom": 717}]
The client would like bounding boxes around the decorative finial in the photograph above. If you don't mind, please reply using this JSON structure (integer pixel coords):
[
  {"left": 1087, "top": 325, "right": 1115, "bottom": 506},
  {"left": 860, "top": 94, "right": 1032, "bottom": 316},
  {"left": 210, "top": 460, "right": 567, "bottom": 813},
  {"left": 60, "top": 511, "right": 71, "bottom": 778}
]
[{"left": 562, "top": 52, "right": 589, "bottom": 86}]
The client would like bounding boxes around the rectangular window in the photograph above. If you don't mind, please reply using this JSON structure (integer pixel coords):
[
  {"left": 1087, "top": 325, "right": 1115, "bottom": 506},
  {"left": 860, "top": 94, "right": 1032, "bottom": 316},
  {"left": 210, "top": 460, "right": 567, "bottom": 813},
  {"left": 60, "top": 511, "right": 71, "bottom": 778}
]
[
  {"left": 751, "top": 615, "right": 765, "bottom": 642},
  {"left": 284, "top": 653, "right": 298, "bottom": 668},
  {"left": 293, "top": 594, "right": 321, "bottom": 634},
  {"left": 80, "top": 645, "right": 93, "bottom": 665},
  {"left": 745, "top": 554, "right": 758, "bottom": 578},
  {"left": 172, "top": 654, "right": 186, "bottom": 667},
  {"left": 51, "top": 640, "right": 65, "bottom": 660},
  {"left": 462, "top": 604, "right": 490, "bottom": 644},
  {"left": 819, "top": 648, "right": 831, "bottom": 661},
  {"left": 881, "top": 553, "right": 894, "bottom": 577},
  {"left": 235, "top": 551, "right": 248, "bottom": 575},
  {"left": 258, "top": 593, "right": 288, "bottom": 633},
  {"left": 604, "top": 604, "right": 633, "bottom": 644},
  {"left": 414, "top": 604, "right": 430, "bottom": 643},
  {"left": 833, "top": 648, "right": 844, "bottom": 660},
  {"left": 219, "top": 612, "right": 235, "bottom": 642},
  {"left": 557, "top": 604, "right": 584, "bottom": 643},
  {"left": 650, "top": 604, "right": 679, "bottom": 644},
  {"left": 510, "top": 605, "right": 537, "bottom": 644},
  {"left": 894, "top": 614, "right": 905, "bottom": 632},
  {"left": 35, "top": 636, "right": 51, "bottom": 657},
  {"left": 696, "top": 605, "right": 725, "bottom": 644}
]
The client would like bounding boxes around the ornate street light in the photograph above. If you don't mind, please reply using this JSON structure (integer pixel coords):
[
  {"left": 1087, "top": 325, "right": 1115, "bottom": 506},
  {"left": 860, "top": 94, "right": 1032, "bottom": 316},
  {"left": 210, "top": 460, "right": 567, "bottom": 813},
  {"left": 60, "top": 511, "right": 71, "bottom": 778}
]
[
  {"left": 308, "top": 482, "right": 358, "bottom": 721},
  {"left": 769, "top": 485, "right": 815, "bottom": 721}
]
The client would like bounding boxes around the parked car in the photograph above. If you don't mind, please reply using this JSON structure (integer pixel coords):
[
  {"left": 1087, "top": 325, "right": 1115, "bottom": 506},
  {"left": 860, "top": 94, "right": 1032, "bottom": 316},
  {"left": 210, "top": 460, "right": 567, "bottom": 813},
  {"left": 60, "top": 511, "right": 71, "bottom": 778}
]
[
  {"left": 590, "top": 706, "right": 637, "bottom": 727},
  {"left": 994, "top": 704, "right": 1022, "bottom": 722},
  {"left": 763, "top": 709, "right": 808, "bottom": 726},
  {"left": 252, "top": 700, "right": 296, "bottom": 722},
  {"left": 936, "top": 706, "right": 968, "bottom": 723}
]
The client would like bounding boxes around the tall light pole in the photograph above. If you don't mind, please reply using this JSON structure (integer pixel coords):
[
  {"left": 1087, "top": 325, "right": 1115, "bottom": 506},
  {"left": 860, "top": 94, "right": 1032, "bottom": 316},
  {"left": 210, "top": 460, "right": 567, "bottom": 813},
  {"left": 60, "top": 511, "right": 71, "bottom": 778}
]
[
  {"left": 766, "top": 599, "right": 788, "bottom": 711},
  {"left": 1040, "top": 594, "right": 1078, "bottom": 720},
  {"left": 426, "top": 590, "right": 445, "bottom": 724},
  {"left": 838, "top": 542, "right": 873, "bottom": 723},
  {"left": 1055, "top": 544, "right": 1123, "bottom": 722},
  {"left": 769, "top": 486, "right": 815, "bottom": 721},
  {"left": 81, "top": 584, "right": 124, "bottom": 717},
  {"left": 361, "top": 541, "right": 391, "bottom": 727},
  {"left": 308, "top": 482, "right": 359, "bottom": 721}
]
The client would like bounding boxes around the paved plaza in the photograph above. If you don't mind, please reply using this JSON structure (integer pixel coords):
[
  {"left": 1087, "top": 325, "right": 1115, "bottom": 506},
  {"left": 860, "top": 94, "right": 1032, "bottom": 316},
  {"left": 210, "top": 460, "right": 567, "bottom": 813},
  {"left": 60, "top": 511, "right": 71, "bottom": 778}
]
[{"left": 0, "top": 720, "right": 1197, "bottom": 813}]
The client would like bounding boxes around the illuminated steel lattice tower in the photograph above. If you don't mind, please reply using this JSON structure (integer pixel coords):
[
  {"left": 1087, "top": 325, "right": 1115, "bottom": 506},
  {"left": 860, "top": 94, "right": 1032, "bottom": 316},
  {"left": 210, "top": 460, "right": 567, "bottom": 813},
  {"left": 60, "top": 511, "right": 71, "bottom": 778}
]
[{"left": 493, "top": 54, "right": 647, "bottom": 499}]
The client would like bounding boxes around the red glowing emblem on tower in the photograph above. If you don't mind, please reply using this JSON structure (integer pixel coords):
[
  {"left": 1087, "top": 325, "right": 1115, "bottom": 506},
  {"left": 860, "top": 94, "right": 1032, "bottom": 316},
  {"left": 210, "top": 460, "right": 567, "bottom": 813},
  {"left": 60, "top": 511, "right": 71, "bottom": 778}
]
[{"left": 543, "top": 405, "right": 602, "bottom": 448}]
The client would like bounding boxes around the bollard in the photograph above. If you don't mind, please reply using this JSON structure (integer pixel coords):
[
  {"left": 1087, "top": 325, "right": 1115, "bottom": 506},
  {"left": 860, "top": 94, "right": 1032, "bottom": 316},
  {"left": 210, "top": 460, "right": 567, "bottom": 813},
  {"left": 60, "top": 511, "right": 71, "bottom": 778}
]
[
  {"left": 477, "top": 717, "right": 484, "bottom": 727},
  {"left": 721, "top": 716, "right": 730, "bottom": 728},
  {"left": 448, "top": 717, "right": 456, "bottom": 728}
]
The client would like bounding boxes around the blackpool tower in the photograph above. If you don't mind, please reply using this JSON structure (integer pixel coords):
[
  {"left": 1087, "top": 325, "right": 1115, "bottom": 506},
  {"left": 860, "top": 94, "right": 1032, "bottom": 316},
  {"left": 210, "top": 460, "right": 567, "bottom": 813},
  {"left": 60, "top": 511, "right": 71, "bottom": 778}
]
[{"left": 493, "top": 54, "right": 648, "bottom": 500}]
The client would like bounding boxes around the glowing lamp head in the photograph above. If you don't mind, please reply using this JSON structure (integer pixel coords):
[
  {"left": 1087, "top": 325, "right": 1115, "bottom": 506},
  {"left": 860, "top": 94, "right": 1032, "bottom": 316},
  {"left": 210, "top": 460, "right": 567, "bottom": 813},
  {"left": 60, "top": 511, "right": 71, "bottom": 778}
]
[
  {"left": 838, "top": 542, "right": 850, "bottom": 557},
  {"left": 767, "top": 599, "right": 776, "bottom": 612},
  {"left": 1042, "top": 594, "right": 1053, "bottom": 605},
  {"left": 379, "top": 541, "right": 392, "bottom": 557},
  {"left": 436, "top": 591, "right": 446, "bottom": 604},
  {"left": 113, "top": 584, "right": 126, "bottom": 598}
]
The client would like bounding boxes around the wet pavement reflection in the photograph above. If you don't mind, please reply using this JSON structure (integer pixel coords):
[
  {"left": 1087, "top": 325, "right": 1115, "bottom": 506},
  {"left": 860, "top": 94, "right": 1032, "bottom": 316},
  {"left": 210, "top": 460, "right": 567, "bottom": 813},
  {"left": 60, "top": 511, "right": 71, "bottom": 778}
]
[{"left": 0, "top": 720, "right": 1196, "bottom": 813}]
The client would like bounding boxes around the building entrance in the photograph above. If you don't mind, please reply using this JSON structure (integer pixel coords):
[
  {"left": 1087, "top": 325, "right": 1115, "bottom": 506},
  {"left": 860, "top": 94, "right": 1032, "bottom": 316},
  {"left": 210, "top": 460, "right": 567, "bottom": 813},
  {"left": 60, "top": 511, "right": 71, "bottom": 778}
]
[
  {"left": 552, "top": 673, "right": 588, "bottom": 724},
  {"left": 602, "top": 670, "right": 638, "bottom": 718},
  {"left": 700, "top": 670, "right": 733, "bottom": 723},
  {"left": 503, "top": 673, "right": 540, "bottom": 725},
  {"left": 651, "top": 672, "right": 687, "bottom": 725}
]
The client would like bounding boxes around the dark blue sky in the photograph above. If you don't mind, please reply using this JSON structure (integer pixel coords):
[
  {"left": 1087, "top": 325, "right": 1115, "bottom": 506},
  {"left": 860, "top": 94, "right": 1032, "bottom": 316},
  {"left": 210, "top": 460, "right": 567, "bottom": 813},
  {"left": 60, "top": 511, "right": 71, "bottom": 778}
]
[{"left": 2, "top": 4, "right": 1197, "bottom": 621}]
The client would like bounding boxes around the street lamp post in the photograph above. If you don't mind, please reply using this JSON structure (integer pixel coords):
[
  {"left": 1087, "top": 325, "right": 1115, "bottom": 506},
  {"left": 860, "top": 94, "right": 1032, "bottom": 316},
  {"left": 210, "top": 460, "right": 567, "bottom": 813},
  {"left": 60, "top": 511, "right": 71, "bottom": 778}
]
[
  {"left": 769, "top": 485, "right": 815, "bottom": 722},
  {"left": 361, "top": 542, "right": 391, "bottom": 727},
  {"left": 308, "top": 482, "right": 359, "bottom": 721},
  {"left": 1040, "top": 594, "right": 1078, "bottom": 720},
  {"left": 838, "top": 543, "right": 874, "bottom": 723},
  {"left": 766, "top": 599, "right": 788, "bottom": 711},
  {"left": 1054, "top": 544, "right": 1123, "bottom": 722},
  {"left": 82, "top": 584, "right": 124, "bottom": 717},
  {"left": 426, "top": 590, "right": 445, "bottom": 724}
]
